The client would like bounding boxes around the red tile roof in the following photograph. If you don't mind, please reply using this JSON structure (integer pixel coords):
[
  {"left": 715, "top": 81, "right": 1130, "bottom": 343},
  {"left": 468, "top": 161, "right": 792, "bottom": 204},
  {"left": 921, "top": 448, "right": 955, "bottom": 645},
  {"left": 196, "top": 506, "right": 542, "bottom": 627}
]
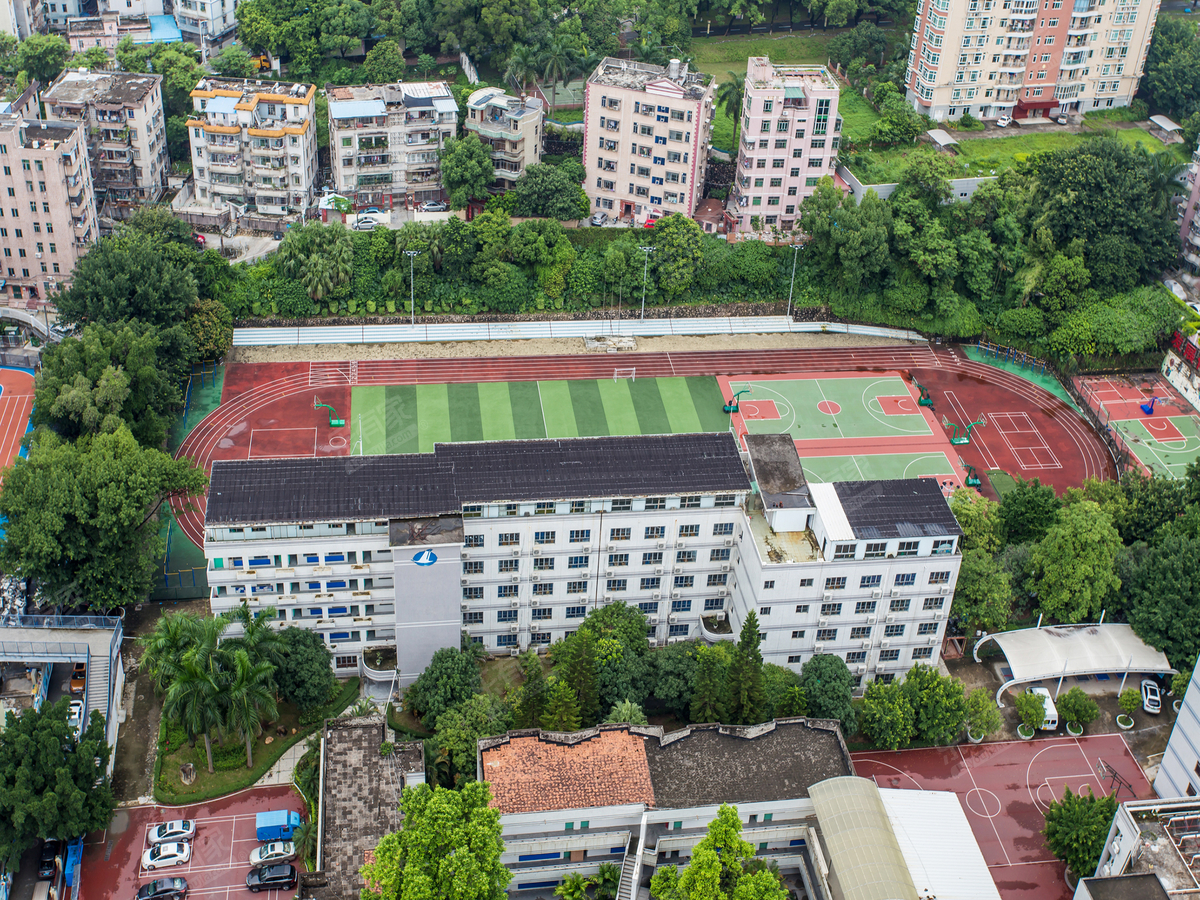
[{"left": 482, "top": 730, "right": 655, "bottom": 815}]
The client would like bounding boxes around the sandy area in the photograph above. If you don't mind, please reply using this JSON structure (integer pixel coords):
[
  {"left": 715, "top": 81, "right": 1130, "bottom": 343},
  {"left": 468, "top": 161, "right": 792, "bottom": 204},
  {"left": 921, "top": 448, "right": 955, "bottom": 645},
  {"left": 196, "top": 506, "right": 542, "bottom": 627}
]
[{"left": 228, "top": 331, "right": 918, "bottom": 364}]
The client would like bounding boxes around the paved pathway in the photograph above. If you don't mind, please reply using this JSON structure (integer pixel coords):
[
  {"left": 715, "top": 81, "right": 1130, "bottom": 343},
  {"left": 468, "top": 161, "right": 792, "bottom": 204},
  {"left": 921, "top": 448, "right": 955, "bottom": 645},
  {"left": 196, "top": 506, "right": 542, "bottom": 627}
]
[{"left": 256, "top": 740, "right": 308, "bottom": 788}]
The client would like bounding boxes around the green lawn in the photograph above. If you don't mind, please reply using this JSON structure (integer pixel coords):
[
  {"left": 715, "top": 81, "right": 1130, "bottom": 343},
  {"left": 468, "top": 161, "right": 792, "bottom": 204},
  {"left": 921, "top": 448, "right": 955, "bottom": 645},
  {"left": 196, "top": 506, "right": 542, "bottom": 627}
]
[
  {"left": 837, "top": 88, "right": 881, "bottom": 144},
  {"left": 690, "top": 32, "right": 837, "bottom": 78},
  {"left": 546, "top": 107, "right": 584, "bottom": 125},
  {"left": 845, "top": 126, "right": 1185, "bottom": 186},
  {"left": 711, "top": 113, "right": 738, "bottom": 153}
]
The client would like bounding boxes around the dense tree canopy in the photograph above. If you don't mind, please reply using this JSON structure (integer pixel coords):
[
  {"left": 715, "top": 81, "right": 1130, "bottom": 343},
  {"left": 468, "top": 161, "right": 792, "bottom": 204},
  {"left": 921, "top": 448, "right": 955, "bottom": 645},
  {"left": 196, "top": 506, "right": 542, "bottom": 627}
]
[
  {"left": 275, "top": 627, "right": 336, "bottom": 712},
  {"left": 799, "top": 654, "right": 856, "bottom": 734},
  {"left": 651, "top": 805, "right": 788, "bottom": 900},
  {"left": 404, "top": 648, "right": 482, "bottom": 727},
  {"left": 439, "top": 135, "right": 496, "bottom": 210},
  {"left": 1043, "top": 787, "right": 1117, "bottom": 878}
]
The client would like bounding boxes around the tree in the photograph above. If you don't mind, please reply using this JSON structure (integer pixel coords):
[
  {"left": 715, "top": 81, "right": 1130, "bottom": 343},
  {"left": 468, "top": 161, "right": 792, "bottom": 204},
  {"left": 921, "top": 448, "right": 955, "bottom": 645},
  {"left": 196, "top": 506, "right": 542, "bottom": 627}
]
[
  {"left": 1125, "top": 533, "right": 1200, "bottom": 669},
  {"left": 715, "top": 70, "right": 744, "bottom": 122},
  {"left": 17, "top": 34, "right": 69, "bottom": 84},
  {"left": 651, "top": 214, "right": 705, "bottom": 297},
  {"left": 827, "top": 21, "right": 889, "bottom": 67},
  {"left": 1144, "top": 18, "right": 1200, "bottom": 119},
  {"left": 55, "top": 231, "right": 200, "bottom": 328},
  {"left": 416, "top": 53, "right": 437, "bottom": 78},
  {"left": 404, "top": 647, "right": 482, "bottom": 728},
  {"left": 364, "top": 39, "right": 407, "bottom": 83},
  {"left": 594, "top": 862, "right": 621, "bottom": 900},
  {"left": 1057, "top": 686, "right": 1099, "bottom": 728},
  {"left": 438, "top": 134, "right": 495, "bottom": 210},
  {"left": 276, "top": 627, "right": 336, "bottom": 712},
  {"left": 540, "top": 677, "right": 582, "bottom": 732},
  {"left": 511, "top": 651, "right": 549, "bottom": 729},
  {"left": 651, "top": 640, "right": 700, "bottom": 720},
  {"left": 949, "top": 488, "right": 1003, "bottom": 553},
  {"left": 360, "top": 781, "right": 510, "bottom": 900},
  {"left": 1118, "top": 688, "right": 1141, "bottom": 717},
  {"left": 163, "top": 657, "right": 223, "bottom": 774},
  {"left": 186, "top": 296, "right": 234, "bottom": 361},
  {"left": 211, "top": 46, "right": 259, "bottom": 77},
  {"left": 604, "top": 699, "right": 648, "bottom": 725},
  {"left": 34, "top": 321, "right": 189, "bottom": 449},
  {"left": 224, "top": 600, "right": 285, "bottom": 671},
  {"left": 997, "top": 477, "right": 1061, "bottom": 547},
  {"left": 541, "top": 36, "right": 579, "bottom": 112},
  {"left": 690, "top": 645, "right": 730, "bottom": 723},
  {"left": 964, "top": 688, "right": 1003, "bottom": 738},
  {"left": 319, "top": 0, "right": 374, "bottom": 57},
  {"left": 504, "top": 45, "right": 541, "bottom": 93},
  {"left": 763, "top": 664, "right": 807, "bottom": 719},
  {"left": 71, "top": 46, "right": 111, "bottom": 70},
  {"left": 563, "top": 628, "right": 600, "bottom": 726},
  {"left": 1014, "top": 690, "right": 1046, "bottom": 731},
  {"left": 434, "top": 694, "right": 513, "bottom": 786},
  {"left": 860, "top": 679, "right": 914, "bottom": 750},
  {"left": 727, "top": 610, "right": 765, "bottom": 726},
  {"left": 1030, "top": 500, "right": 1121, "bottom": 623},
  {"left": 901, "top": 664, "right": 967, "bottom": 746},
  {"left": 800, "top": 654, "right": 856, "bottom": 734},
  {"left": 650, "top": 805, "right": 787, "bottom": 900},
  {"left": 140, "top": 610, "right": 207, "bottom": 694},
  {"left": 292, "top": 821, "right": 318, "bottom": 866},
  {"left": 1042, "top": 786, "right": 1117, "bottom": 877},
  {"left": 0, "top": 428, "right": 206, "bottom": 612},
  {"left": 555, "top": 873, "right": 592, "bottom": 900},
  {"left": 953, "top": 548, "right": 1012, "bottom": 634},
  {"left": 224, "top": 648, "right": 279, "bottom": 768},
  {"left": 510, "top": 164, "right": 588, "bottom": 220},
  {"left": 0, "top": 697, "right": 114, "bottom": 872}
]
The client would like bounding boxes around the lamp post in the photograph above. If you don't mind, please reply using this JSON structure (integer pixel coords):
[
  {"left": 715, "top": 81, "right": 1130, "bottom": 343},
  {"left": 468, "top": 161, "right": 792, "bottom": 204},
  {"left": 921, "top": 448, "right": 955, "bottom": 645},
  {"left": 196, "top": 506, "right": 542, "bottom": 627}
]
[
  {"left": 638, "top": 245, "right": 654, "bottom": 322},
  {"left": 785, "top": 243, "right": 803, "bottom": 321},
  {"left": 404, "top": 249, "right": 420, "bottom": 327}
]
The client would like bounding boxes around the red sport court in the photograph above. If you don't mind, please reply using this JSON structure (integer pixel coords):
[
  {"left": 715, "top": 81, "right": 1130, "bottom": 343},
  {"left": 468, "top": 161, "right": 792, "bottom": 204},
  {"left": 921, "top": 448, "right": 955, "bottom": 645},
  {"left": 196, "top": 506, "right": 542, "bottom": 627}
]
[{"left": 853, "top": 735, "right": 1153, "bottom": 900}]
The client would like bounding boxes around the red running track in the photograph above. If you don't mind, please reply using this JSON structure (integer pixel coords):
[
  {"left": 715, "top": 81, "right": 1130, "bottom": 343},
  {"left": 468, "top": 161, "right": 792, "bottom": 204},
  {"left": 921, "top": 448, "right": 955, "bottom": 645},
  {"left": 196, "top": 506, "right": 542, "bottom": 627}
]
[
  {"left": 0, "top": 367, "right": 33, "bottom": 486},
  {"left": 172, "top": 345, "right": 1114, "bottom": 547}
]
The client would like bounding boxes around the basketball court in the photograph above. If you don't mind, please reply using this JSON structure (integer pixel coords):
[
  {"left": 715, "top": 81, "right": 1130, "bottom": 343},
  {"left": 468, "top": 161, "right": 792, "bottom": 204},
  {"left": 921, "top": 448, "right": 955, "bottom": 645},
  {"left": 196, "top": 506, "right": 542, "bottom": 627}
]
[
  {"left": 852, "top": 734, "right": 1152, "bottom": 900},
  {"left": 1076, "top": 374, "right": 1200, "bottom": 478}
]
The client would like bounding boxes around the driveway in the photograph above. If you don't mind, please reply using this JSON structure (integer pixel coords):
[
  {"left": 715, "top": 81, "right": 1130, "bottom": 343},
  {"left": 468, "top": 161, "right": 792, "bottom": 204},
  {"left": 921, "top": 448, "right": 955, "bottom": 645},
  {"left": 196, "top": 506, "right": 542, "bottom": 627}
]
[{"left": 82, "top": 786, "right": 305, "bottom": 900}]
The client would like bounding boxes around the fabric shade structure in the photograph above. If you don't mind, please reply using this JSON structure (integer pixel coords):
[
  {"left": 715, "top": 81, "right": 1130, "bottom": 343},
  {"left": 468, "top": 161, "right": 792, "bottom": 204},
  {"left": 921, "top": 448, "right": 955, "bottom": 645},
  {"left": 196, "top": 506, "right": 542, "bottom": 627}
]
[
  {"left": 974, "top": 623, "right": 1175, "bottom": 706},
  {"left": 926, "top": 128, "right": 958, "bottom": 149},
  {"left": 809, "top": 776, "right": 918, "bottom": 900}
]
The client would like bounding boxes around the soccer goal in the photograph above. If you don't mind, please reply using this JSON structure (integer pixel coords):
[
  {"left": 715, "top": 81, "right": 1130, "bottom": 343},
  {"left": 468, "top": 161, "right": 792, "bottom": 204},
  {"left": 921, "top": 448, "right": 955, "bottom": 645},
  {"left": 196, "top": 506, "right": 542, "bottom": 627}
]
[{"left": 614, "top": 367, "right": 636, "bottom": 383}]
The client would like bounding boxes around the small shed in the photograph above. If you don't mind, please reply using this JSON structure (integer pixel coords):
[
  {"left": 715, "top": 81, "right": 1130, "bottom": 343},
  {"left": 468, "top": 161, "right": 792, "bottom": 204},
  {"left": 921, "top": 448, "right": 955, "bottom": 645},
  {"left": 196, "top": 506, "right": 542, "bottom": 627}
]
[
  {"left": 1150, "top": 115, "right": 1181, "bottom": 133},
  {"left": 926, "top": 128, "right": 959, "bottom": 150}
]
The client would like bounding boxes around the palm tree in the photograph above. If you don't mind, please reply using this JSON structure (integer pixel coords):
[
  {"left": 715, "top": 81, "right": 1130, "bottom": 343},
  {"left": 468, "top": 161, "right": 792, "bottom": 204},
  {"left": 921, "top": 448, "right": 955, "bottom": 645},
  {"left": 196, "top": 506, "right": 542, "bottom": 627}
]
[
  {"left": 139, "top": 611, "right": 201, "bottom": 695},
  {"left": 504, "top": 45, "right": 541, "bottom": 93},
  {"left": 303, "top": 256, "right": 335, "bottom": 302},
  {"left": 541, "top": 37, "right": 579, "bottom": 113},
  {"left": 594, "top": 862, "right": 621, "bottom": 900},
  {"left": 292, "top": 821, "right": 318, "bottom": 867},
  {"left": 554, "top": 872, "right": 592, "bottom": 900},
  {"left": 716, "top": 71, "right": 745, "bottom": 123},
  {"left": 163, "top": 658, "right": 224, "bottom": 774},
  {"left": 578, "top": 48, "right": 604, "bottom": 81},
  {"left": 1140, "top": 146, "right": 1188, "bottom": 215},
  {"left": 630, "top": 38, "right": 667, "bottom": 67},
  {"left": 224, "top": 649, "right": 279, "bottom": 769},
  {"left": 224, "top": 601, "right": 284, "bottom": 672}
]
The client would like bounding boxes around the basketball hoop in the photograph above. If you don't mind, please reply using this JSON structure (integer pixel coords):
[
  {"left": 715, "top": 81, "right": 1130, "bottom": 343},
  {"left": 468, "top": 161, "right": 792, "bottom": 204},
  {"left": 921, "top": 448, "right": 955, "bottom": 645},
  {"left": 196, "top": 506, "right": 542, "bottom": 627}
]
[
  {"left": 978, "top": 414, "right": 988, "bottom": 427},
  {"left": 941, "top": 414, "right": 950, "bottom": 428}
]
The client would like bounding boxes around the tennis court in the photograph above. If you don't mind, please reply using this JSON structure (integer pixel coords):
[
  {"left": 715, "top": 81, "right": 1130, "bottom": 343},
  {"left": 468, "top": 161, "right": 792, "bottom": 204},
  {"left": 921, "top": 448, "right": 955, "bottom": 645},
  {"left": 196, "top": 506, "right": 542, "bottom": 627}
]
[{"left": 349, "top": 375, "right": 730, "bottom": 454}]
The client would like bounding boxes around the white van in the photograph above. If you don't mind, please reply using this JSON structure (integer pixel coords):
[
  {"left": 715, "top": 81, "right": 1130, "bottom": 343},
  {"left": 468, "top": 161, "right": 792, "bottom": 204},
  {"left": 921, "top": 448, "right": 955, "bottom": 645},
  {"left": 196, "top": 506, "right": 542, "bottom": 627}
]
[{"left": 1031, "top": 687, "right": 1058, "bottom": 730}]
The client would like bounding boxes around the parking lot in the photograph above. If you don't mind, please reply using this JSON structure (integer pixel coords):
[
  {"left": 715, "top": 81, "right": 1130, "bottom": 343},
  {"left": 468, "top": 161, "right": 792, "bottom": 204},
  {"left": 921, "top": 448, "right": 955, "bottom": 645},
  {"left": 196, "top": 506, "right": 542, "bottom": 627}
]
[{"left": 81, "top": 785, "right": 306, "bottom": 900}]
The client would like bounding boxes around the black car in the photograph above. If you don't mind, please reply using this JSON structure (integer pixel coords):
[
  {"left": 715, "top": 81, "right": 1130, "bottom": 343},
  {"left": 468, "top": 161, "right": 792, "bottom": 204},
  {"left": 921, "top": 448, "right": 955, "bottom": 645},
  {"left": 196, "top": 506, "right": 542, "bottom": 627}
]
[
  {"left": 246, "top": 864, "right": 297, "bottom": 893},
  {"left": 134, "top": 878, "right": 188, "bottom": 900},
  {"left": 38, "top": 839, "right": 62, "bottom": 880}
]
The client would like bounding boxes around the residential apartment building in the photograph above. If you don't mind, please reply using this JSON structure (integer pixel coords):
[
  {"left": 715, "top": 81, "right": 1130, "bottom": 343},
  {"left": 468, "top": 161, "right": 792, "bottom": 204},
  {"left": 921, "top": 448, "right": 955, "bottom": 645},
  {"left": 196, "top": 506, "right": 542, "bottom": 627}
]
[
  {"left": 202, "top": 432, "right": 962, "bottom": 689},
  {"left": 45, "top": 0, "right": 81, "bottom": 31},
  {"left": 464, "top": 87, "right": 543, "bottom": 193},
  {"left": 187, "top": 77, "right": 318, "bottom": 217},
  {"left": 99, "top": 0, "right": 163, "bottom": 15},
  {"left": 729, "top": 58, "right": 841, "bottom": 234},
  {"left": 582, "top": 57, "right": 713, "bottom": 225},
  {"left": 0, "top": 114, "right": 96, "bottom": 305},
  {"left": 43, "top": 69, "right": 168, "bottom": 214},
  {"left": 0, "top": 0, "right": 39, "bottom": 38},
  {"left": 175, "top": 0, "right": 238, "bottom": 58},
  {"left": 1179, "top": 136, "right": 1200, "bottom": 272},
  {"left": 905, "top": 0, "right": 1160, "bottom": 122},
  {"left": 326, "top": 81, "right": 458, "bottom": 210},
  {"left": 66, "top": 12, "right": 181, "bottom": 54}
]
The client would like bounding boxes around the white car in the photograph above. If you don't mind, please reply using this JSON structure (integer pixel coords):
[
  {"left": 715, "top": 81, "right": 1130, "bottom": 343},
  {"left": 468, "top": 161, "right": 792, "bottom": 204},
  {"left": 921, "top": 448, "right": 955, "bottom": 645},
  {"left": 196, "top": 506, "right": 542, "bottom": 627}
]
[
  {"left": 149, "top": 821, "right": 196, "bottom": 845},
  {"left": 249, "top": 841, "right": 296, "bottom": 866},
  {"left": 995, "top": 115, "right": 1013, "bottom": 128},
  {"left": 1142, "top": 678, "right": 1162, "bottom": 714},
  {"left": 418, "top": 200, "right": 448, "bottom": 212},
  {"left": 142, "top": 842, "right": 191, "bottom": 870},
  {"left": 352, "top": 216, "right": 381, "bottom": 231},
  {"left": 67, "top": 700, "right": 85, "bottom": 739}
]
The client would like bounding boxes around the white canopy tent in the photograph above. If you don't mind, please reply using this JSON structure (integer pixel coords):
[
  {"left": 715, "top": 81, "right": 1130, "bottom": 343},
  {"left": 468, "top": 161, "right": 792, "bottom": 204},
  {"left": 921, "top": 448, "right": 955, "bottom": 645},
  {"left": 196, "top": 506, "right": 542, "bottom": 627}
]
[
  {"left": 1150, "top": 114, "right": 1182, "bottom": 133},
  {"left": 974, "top": 623, "right": 1175, "bottom": 706}
]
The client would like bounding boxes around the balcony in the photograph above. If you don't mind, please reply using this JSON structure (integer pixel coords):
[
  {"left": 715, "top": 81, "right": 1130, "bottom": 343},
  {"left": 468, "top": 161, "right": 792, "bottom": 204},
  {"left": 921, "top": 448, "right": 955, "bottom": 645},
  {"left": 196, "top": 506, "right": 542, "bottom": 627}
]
[
  {"left": 68, "top": 191, "right": 85, "bottom": 208},
  {"left": 472, "top": 119, "right": 519, "bottom": 140},
  {"left": 404, "top": 135, "right": 438, "bottom": 147},
  {"left": 356, "top": 154, "right": 391, "bottom": 167},
  {"left": 97, "top": 153, "right": 132, "bottom": 167},
  {"left": 996, "top": 74, "right": 1024, "bottom": 86},
  {"left": 699, "top": 614, "right": 734, "bottom": 642},
  {"left": 209, "top": 160, "right": 241, "bottom": 173},
  {"left": 1005, "top": 22, "right": 1033, "bottom": 33},
  {"left": 1188, "top": 230, "right": 1200, "bottom": 250},
  {"left": 249, "top": 143, "right": 285, "bottom": 154}
]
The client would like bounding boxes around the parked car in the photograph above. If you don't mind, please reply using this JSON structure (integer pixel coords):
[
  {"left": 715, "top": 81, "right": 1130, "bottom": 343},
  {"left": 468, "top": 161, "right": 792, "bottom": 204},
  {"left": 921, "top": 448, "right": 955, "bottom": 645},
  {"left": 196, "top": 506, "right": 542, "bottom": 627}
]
[
  {"left": 67, "top": 699, "right": 85, "bottom": 739},
  {"left": 418, "top": 200, "right": 448, "bottom": 212},
  {"left": 249, "top": 841, "right": 295, "bottom": 866},
  {"left": 134, "top": 878, "right": 189, "bottom": 900},
  {"left": 148, "top": 821, "right": 196, "bottom": 845},
  {"left": 352, "top": 216, "right": 381, "bottom": 231},
  {"left": 246, "top": 864, "right": 298, "bottom": 893},
  {"left": 192, "top": 233, "right": 206, "bottom": 248},
  {"left": 643, "top": 217, "right": 659, "bottom": 228},
  {"left": 362, "top": 207, "right": 381, "bottom": 214},
  {"left": 1054, "top": 115, "right": 1069, "bottom": 125},
  {"left": 1142, "top": 678, "right": 1162, "bottom": 714},
  {"left": 69, "top": 662, "right": 86, "bottom": 694},
  {"left": 590, "top": 212, "right": 609, "bottom": 227},
  {"left": 38, "top": 839, "right": 61, "bottom": 880},
  {"left": 142, "top": 842, "right": 191, "bottom": 871}
]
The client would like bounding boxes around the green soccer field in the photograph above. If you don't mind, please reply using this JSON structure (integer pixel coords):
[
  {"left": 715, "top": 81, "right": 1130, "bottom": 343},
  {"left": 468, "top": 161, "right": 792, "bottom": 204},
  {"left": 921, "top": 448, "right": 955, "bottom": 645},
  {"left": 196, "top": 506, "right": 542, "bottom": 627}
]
[
  {"left": 728, "top": 375, "right": 932, "bottom": 441},
  {"left": 797, "top": 452, "right": 958, "bottom": 483},
  {"left": 1113, "top": 415, "right": 1200, "bottom": 479},
  {"left": 350, "top": 376, "right": 732, "bottom": 454}
]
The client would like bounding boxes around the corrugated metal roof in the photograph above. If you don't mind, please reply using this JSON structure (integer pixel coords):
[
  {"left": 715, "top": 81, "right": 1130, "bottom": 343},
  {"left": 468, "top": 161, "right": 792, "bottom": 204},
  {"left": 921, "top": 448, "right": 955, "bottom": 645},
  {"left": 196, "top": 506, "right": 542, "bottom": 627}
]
[
  {"left": 879, "top": 788, "right": 1002, "bottom": 900},
  {"left": 810, "top": 776, "right": 918, "bottom": 900},
  {"left": 432, "top": 96, "right": 458, "bottom": 113},
  {"left": 810, "top": 483, "right": 852, "bottom": 541},
  {"left": 833, "top": 480, "right": 961, "bottom": 540},
  {"left": 784, "top": 86, "right": 806, "bottom": 98},
  {"left": 328, "top": 98, "right": 386, "bottom": 119},
  {"left": 207, "top": 95, "right": 238, "bottom": 115}
]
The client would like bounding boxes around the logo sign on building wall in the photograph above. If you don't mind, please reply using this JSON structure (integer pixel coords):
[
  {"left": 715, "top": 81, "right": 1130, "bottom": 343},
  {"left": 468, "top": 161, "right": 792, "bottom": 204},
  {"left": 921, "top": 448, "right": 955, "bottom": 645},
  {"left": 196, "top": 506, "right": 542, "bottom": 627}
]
[{"left": 412, "top": 549, "right": 438, "bottom": 567}]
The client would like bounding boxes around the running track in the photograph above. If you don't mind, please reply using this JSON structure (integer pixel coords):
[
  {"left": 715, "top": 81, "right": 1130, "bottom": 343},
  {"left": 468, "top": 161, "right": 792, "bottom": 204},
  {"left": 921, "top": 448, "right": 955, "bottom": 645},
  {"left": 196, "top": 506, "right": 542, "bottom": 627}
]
[
  {"left": 0, "top": 367, "right": 33, "bottom": 485},
  {"left": 172, "top": 345, "right": 1112, "bottom": 548}
]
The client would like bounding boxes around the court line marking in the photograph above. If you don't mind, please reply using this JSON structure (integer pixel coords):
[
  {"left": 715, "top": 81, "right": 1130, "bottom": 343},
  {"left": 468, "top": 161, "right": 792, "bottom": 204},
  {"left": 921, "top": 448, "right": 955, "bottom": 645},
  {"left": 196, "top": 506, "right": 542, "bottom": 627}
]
[
  {"left": 813, "top": 380, "right": 844, "bottom": 436},
  {"left": 943, "top": 390, "right": 999, "bottom": 470},
  {"left": 989, "top": 412, "right": 1061, "bottom": 470},
  {"left": 860, "top": 379, "right": 934, "bottom": 434},
  {"left": 900, "top": 453, "right": 956, "bottom": 479},
  {"left": 959, "top": 746, "right": 1013, "bottom": 867},
  {"left": 247, "top": 427, "right": 318, "bottom": 460}
]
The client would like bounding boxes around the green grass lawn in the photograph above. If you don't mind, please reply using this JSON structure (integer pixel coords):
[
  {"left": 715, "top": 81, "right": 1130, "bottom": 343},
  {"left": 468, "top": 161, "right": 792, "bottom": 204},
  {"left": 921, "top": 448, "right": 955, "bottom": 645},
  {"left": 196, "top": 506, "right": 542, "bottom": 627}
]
[
  {"left": 546, "top": 107, "right": 584, "bottom": 125},
  {"left": 845, "top": 126, "right": 1184, "bottom": 185},
  {"left": 690, "top": 32, "right": 836, "bottom": 78},
  {"left": 837, "top": 88, "right": 880, "bottom": 144},
  {"left": 711, "top": 112, "right": 739, "bottom": 153}
]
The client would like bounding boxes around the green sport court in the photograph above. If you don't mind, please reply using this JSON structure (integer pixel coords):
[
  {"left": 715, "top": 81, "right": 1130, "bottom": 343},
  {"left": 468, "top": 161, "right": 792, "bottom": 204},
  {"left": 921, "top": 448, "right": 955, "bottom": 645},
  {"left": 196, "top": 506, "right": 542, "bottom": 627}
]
[
  {"left": 1112, "top": 415, "right": 1200, "bottom": 479},
  {"left": 725, "top": 375, "right": 933, "bottom": 441},
  {"left": 350, "top": 376, "right": 731, "bottom": 454},
  {"left": 798, "top": 453, "right": 958, "bottom": 483}
]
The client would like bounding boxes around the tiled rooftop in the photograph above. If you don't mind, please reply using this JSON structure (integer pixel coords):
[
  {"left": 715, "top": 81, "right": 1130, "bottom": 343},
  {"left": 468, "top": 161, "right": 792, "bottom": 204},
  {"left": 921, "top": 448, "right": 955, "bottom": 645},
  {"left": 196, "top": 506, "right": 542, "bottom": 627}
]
[{"left": 480, "top": 728, "right": 656, "bottom": 815}]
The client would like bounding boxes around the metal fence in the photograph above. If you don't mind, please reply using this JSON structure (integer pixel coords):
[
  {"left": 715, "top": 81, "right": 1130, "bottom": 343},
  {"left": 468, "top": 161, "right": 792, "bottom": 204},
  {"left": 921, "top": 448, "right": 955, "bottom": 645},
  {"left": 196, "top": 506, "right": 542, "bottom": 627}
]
[
  {"left": 0, "top": 640, "right": 91, "bottom": 659},
  {"left": 232, "top": 317, "right": 926, "bottom": 347}
]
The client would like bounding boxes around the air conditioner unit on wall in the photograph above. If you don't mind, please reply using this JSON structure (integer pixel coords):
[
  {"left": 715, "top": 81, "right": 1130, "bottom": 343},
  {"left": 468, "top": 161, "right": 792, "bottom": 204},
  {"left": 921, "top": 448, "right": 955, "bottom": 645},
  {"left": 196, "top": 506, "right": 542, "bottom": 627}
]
[
  {"left": 655, "top": 567, "right": 664, "bottom": 575},
  {"left": 867, "top": 616, "right": 877, "bottom": 625},
  {"left": 721, "top": 564, "right": 730, "bottom": 572},
  {"left": 871, "top": 589, "right": 882, "bottom": 599},
  {"left": 818, "top": 618, "right": 827, "bottom": 627},
  {"left": 875, "top": 663, "right": 887, "bottom": 673},
  {"left": 509, "top": 624, "right": 519, "bottom": 633},
  {"left": 510, "top": 648, "right": 520, "bottom": 656},
  {"left": 857, "top": 665, "right": 867, "bottom": 674},
  {"left": 461, "top": 578, "right": 469, "bottom": 586},
  {"left": 512, "top": 548, "right": 521, "bottom": 557},
  {"left": 668, "top": 614, "right": 678, "bottom": 624},
  {"left": 531, "top": 574, "right": 540, "bottom": 582},
  {"left": 724, "top": 538, "right": 734, "bottom": 547},
  {"left": 461, "top": 551, "right": 470, "bottom": 559},
  {"left": 886, "top": 614, "right": 895, "bottom": 623},
  {"left": 881, "top": 640, "right": 890, "bottom": 648},
  {"left": 715, "top": 611, "right": 726, "bottom": 621},
  {"left": 676, "top": 540, "right": 686, "bottom": 549},
  {"left": 511, "top": 574, "right": 520, "bottom": 583},
  {"left": 510, "top": 598, "right": 520, "bottom": 608},
  {"left": 657, "top": 541, "right": 666, "bottom": 549},
  {"left": 652, "top": 591, "right": 662, "bottom": 600},
  {"left": 891, "top": 588, "right": 902, "bottom": 597},
  {"left": 814, "top": 643, "right": 824, "bottom": 652},
  {"left": 823, "top": 592, "right": 833, "bottom": 601},
  {"left": 861, "top": 640, "right": 871, "bottom": 649},
  {"left": 532, "top": 548, "right": 541, "bottom": 556},
  {"left": 531, "top": 598, "right": 540, "bottom": 607},
  {"left": 649, "top": 615, "right": 659, "bottom": 625},
  {"left": 940, "top": 585, "right": 951, "bottom": 594}
]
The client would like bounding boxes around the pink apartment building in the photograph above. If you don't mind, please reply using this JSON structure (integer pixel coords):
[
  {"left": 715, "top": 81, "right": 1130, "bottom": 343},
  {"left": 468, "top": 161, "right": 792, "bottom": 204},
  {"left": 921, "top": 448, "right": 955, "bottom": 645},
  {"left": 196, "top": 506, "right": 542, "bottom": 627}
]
[
  {"left": 728, "top": 58, "right": 842, "bottom": 235},
  {"left": 582, "top": 58, "right": 713, "bottom": 225}
]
